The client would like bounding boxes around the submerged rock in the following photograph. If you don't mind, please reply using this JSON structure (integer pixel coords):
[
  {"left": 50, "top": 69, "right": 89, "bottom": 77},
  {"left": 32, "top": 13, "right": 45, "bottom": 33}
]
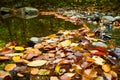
[{"left": 16, "top": 7, "right": 39, "bottom": 19}]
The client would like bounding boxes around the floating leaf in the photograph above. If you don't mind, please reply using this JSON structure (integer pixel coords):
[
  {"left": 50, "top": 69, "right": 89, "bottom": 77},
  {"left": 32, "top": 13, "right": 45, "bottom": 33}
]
[
  {"left": 38, "top": 69, "right": 50, "bottom": 75},
  {"left": 27, "top": 60, "right": 47, "bottom": 67}
]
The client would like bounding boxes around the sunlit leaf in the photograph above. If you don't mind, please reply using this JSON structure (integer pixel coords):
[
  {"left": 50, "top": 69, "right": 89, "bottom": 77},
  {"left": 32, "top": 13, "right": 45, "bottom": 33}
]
[{"left": 27, "top": 60, "right": 47, "bottom": 67}]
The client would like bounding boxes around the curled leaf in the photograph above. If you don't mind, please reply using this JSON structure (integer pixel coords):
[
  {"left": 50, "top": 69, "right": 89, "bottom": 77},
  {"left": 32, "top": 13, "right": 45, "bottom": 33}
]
[{"left": 55, "top": 65, "right": 63, "bottom": 75}]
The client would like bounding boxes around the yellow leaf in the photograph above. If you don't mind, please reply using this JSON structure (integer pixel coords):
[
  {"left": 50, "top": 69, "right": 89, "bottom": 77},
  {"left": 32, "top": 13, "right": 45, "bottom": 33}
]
[
  {"left": 9, "top": 46, "right": 15, "bottom": 49},
  {"left": 72, "top": 46, "right": 83, "bottom": 51},
  {"left": 102, "top": 64, "right": 111, "bottom": 72},
  {"left": 93, "top": 38, "right": 98, "bottom": 42},
  {"left": 12, "top": 56, "right": 20, "bottom": 61},
  {"left": 47, "top": 34, "right": 56, "bottom": 38},
  {"left": 60, "top": 40, "right": 71, "bottom": 47},
  {"left": 14, "top": 46, "right": 24, "bottom": 51},
  {"left": 5, "top": 64, "right": 16, "bottom": 71},
  {"left": 55, "top": 65, "right": 63, "bottom": 75}
]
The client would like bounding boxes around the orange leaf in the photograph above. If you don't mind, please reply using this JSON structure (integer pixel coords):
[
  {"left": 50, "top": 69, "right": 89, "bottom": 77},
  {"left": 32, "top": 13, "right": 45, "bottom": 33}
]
[
  {"left": 94, "top": 51, "right": 106, "bottom": 56},
  {"left": 94, "top": 46, "right": 107, "bottom": 53}
]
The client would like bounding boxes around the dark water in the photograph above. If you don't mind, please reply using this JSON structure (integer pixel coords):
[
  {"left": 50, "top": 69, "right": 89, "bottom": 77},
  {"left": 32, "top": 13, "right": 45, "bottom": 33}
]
[{"left": 0, "top": 15, "right": 81, "bottom": 47}]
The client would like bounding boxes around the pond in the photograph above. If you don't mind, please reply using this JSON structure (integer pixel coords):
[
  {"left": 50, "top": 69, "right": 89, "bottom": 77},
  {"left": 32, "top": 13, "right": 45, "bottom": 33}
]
[
  {"left": 0, "top": 13, "right": 120, "bottom": 48},
  {"left": 0, "top": 14, "right": 82, "bottom": 47}
]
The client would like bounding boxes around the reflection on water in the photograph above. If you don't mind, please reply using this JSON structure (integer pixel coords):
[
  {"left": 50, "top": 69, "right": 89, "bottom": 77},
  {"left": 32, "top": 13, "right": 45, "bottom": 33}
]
[{"left": 0, "top": 15, "right": 81, "bottom": 46}]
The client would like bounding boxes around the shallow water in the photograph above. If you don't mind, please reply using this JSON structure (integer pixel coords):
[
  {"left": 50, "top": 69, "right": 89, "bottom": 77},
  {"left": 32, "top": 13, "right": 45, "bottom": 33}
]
[
  {"left": 0, "top": 13, "right": 120, "bottom": 48},
  {"left": 0, "top": 15, "right": 81, "bottom": 47}
]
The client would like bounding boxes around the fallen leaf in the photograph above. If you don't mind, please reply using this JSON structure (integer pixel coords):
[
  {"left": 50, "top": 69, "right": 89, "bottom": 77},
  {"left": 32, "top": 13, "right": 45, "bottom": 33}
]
[
  {"left": 27, "top": 60, "right": 47, "bottom": 67},
  {"left": 5, "top": 64, "right": 16, "bottom": 71}
]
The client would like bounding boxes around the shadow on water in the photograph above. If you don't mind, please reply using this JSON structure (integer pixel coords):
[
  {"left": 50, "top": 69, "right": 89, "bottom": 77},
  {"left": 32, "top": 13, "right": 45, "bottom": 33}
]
[{"left": 0, "top": 14, "right": 81, "bottom": 47}]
